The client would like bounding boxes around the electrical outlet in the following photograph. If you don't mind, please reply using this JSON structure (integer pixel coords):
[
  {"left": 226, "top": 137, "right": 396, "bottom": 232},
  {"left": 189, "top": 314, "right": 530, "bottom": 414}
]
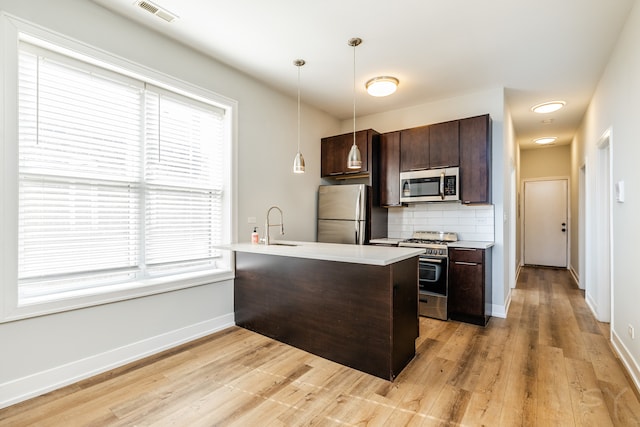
[
  {"left": 628, "top": 324, "right": 635, "bottom": 340},
  {"left": 248, "top": 217, "right": 256, "bottom": 224}
]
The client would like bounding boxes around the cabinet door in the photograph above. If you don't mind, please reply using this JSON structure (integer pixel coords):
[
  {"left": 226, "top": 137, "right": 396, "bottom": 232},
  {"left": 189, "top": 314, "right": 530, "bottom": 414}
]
[
  {"left": 380, "top": 131, "right": 401, "bottom": 207},
  {"left": 448, "top": 260, "right": 484, "bottom": 317},
  {"left": 321, "top": 135, "right": 347, "bottom": 177},
  {"left": 321, "top": 131, "right": 370, "bottom": 177},
  {"left": 459, "top": 115, "right": 491, "bottom": 204},
  {"left": 400, "top": 125, "right": 429, "bottom": 171},
  {"left": 449, "top": 248, "right": 485, "bottom": 322},
  {"left": 429, "top": 120, "right": 459, "bottom": 168}
]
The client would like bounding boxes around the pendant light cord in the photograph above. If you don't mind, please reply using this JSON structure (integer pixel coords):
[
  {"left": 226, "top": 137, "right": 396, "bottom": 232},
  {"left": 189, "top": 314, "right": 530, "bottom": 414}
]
[
  {"left": 297, "top": 63, "right": 301, "bottom": 153},
  {"left": 352, "top": 41, "right": 356, "bottom": 146}
]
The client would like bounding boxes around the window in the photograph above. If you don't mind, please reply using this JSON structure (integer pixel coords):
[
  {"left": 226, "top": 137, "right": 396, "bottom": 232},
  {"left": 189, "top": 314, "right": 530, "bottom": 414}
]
[{"left": 1, "top": 19, "right": 234, "bottom": 321}]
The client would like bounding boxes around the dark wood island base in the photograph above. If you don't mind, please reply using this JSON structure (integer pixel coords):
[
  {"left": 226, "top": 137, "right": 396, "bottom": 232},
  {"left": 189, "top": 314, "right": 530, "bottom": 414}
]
[{"left": 234, "top": 252, "right": 419, "bottom": 381}]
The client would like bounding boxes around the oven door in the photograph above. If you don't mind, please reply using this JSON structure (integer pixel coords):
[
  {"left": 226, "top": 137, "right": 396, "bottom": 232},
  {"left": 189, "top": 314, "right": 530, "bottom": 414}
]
[{"left": 418, "top": 256, "right": 447, "bottom": 296}]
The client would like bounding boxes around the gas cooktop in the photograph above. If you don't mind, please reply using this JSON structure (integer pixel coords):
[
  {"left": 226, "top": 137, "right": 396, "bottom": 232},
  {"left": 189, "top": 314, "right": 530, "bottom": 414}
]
[{"left": 397, "top": 231, "right": 458, "bottom": 254}]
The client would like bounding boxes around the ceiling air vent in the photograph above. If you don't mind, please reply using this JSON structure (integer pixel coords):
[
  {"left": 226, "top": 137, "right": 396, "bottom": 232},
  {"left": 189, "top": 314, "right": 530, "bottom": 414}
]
[{"left": 136, "top": 0, "right": 178, "bottom": 23}]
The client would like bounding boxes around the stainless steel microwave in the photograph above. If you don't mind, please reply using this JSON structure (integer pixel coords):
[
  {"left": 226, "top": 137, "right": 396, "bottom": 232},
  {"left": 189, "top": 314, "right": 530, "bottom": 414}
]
[{"left": 400, "top": 167, "right": 460, "bottom": 203}]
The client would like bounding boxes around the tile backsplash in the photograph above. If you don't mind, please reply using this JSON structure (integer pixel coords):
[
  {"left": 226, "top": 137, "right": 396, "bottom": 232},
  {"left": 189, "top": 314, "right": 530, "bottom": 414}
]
[{"left": 387, "top": 203, "right": 495, "bottom": 242}]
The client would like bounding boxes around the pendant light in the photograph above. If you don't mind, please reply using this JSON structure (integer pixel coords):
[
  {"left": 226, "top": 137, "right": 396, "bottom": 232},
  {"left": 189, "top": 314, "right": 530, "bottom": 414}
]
[
  {"left": 292, "top": 59, "right": 306, "bottom": 173},
  {"left": 347, "top": 37, "right": 362, "bottom": 169}
]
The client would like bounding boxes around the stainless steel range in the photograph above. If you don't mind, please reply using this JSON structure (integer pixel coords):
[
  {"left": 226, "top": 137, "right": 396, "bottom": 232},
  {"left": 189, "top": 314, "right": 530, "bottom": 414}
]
[{"left": 398, "top": 231, "right": 458, "bottom": 320}]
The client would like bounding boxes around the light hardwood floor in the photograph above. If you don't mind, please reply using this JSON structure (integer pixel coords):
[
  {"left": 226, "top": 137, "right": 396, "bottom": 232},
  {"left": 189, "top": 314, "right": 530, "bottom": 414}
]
[{"left": 2, "top": 267, "right": 640, "bottom": 426}]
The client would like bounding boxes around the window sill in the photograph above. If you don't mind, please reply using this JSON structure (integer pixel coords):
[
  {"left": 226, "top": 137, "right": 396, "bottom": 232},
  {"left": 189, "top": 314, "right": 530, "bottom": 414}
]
[{"left": 2, "top": 269, "right": 235, "bottom": 323}]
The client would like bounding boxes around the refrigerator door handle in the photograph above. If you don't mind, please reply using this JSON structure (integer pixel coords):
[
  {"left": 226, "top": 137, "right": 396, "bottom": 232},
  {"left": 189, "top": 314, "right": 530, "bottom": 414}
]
[{"left": 354, "top": 188, "right": 362, "bottom": 244}]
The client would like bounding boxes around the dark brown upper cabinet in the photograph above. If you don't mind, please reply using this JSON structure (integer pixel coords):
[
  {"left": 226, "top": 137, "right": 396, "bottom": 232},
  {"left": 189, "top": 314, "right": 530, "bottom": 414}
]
[
  {"left": 380, "top": 131, "right": 402, "bottom": 207},
  {"left": 459, "top": 115, "right": 491, "bottom": 204},
  {"left": 399, "top": 125, "right": 430, "bottom": 172},
  {"left": 429, "top": 120, "right": 459, "bottom": 168},
  {"left": 321, "top": 129, "right": 377, "bottom": 178}
]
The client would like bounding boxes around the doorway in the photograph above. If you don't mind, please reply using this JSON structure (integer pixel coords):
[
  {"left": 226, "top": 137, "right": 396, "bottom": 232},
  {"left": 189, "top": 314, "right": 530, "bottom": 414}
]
[
  {"left": 523, "top": 178, "right": 569, "bottom": 267},
  {"left": 592, "top": 132, "right": 611, "bottom": 322}
]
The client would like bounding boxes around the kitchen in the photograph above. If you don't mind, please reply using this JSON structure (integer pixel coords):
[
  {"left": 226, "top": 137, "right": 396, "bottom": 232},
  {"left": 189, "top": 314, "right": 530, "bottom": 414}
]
[{"left": 1, "top": 0, "right": 640, "bottom": 424}]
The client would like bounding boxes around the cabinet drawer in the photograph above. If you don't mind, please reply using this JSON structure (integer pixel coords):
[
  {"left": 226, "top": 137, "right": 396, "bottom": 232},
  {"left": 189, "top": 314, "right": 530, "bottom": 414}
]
[{"left": 449, "top": 248, "right": 483, "bottom": 263}]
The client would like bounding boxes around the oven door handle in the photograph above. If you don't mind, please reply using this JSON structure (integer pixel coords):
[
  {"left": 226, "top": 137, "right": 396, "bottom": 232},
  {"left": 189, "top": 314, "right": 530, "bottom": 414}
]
[{"left": 420, "top": 257, "right": 444, "bottom": 263}]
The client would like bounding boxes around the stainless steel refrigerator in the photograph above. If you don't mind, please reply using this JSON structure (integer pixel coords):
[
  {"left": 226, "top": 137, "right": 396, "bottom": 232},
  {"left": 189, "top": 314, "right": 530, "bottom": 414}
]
[{"left": 317, "top": 184, "right": 387, "bottom": 245}]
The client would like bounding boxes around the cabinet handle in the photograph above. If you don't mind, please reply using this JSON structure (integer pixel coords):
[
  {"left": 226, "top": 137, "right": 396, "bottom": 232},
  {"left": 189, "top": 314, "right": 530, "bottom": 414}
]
[
  {"left": 454, "top": 261, "right": 478, "bottom": 266},
  {"left": 452, "top": 248, "right": 476, "bottom": 251}
]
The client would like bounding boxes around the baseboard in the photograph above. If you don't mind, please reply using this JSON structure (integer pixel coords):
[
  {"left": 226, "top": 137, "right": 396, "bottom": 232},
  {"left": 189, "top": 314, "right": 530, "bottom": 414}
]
[
  {"left": 491, "top": 289, "right": 511, "bottom": 318},
  {"left": 568, "top": 266, "right": 581, "bottom": 288},
  {"left": 515, "top": 263, "right": 522, "bottom": 284},
  {"left": 0, "top": 312, "right": 235, "bottom": 410},
  {"left": 611, "top": 328, "right": 640, "bottom": 396},
  {"left": 586, "top": 291, "right": 599, "bottom": 320}
]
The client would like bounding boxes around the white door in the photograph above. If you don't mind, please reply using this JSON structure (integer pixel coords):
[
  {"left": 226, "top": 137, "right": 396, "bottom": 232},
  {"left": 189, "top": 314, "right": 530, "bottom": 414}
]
[{"left": 523, "top": 179, "right": 568, "bottom": 267}]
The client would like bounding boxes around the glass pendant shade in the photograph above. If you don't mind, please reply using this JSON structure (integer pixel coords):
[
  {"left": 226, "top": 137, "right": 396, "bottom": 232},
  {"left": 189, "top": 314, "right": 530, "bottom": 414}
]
[{"left": 293, "top": 150, "right": 305, "bottom": 173}]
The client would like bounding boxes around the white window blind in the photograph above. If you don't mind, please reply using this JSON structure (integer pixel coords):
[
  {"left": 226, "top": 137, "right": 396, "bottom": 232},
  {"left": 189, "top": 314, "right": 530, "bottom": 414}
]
[
  {"left": 17, "top": 42, "right": 227, "bottom": 303},
  {"left": 144, "top": 91, "right": 224, "bottom": 276}
]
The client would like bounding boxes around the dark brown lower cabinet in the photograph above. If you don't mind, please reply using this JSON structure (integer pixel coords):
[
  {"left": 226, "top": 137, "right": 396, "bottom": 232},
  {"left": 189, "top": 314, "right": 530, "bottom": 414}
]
[
  {"left": 448, "top": 247, "right": 492, "bottom": 326},
  {"left": 234, "top": 252, "right": 419, "bottom": 381}
]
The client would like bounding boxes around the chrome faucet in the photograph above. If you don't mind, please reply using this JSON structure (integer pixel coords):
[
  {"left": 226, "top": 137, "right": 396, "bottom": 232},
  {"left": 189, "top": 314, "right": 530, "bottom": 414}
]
[{"left": 264, "top": 206, "right": 284, "bottom": 245}]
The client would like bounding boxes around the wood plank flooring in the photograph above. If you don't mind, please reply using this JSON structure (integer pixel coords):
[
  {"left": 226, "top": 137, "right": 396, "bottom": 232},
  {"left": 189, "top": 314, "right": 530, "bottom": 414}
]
[{"left": 2, "top": 266, "right": 640, "bottom": 426}]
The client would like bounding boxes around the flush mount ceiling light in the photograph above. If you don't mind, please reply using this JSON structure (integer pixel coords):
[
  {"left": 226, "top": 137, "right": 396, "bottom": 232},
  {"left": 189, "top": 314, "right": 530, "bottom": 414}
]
[
  {"left": 534, "top": 137, "right": 557, "bottom": 145},
  {"left": 531, "top": 101, "right": 566, "bottom": 114},
  {"left": 366, "top": 76, "right": 399, "bottom": 97},
  {"left": 347, "top": 37, "right": 362, "bottom": 170},
  {"left": 292, "top": 59, "right": 306, "bottom": 174}
]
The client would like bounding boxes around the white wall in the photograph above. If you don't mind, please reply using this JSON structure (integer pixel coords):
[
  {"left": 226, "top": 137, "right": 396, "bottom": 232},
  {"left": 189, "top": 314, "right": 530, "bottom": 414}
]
[
  {"left": 344, "top": 88, "right": 514, "bottom": 317},
  {"left": 573, "top": 0, "right": 640, "bottom": 390},
  {"left": 0, "top": 0, "right": 339, "bottom": 408}
]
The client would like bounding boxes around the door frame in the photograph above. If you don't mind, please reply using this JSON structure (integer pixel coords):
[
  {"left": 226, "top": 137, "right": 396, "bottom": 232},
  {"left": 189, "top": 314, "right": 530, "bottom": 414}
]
[
  {"left": 585, "top": 128, "right": 612, "bottom": 322},
  {"left": 578, "top": 164, "right": 586, "bottom": 289},
  {"left": 520, "top": 176, "right": 571, "bottom": 268}
]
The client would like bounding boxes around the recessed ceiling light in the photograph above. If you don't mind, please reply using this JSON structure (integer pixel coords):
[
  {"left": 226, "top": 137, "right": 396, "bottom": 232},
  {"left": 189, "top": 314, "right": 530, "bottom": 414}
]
[
  {"left": 531, "top": 101, "right": 566, "bottom": 114},
  {"left": 366, "top": 76, "right": 399, "bottom": 97},
  {"left": 534, "top": 137, "right": 557, "bottom": 145}
]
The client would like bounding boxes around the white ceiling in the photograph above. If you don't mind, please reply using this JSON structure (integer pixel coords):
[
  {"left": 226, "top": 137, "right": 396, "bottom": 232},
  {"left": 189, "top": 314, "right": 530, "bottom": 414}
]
[{"left": 92, "top": 0, "right": 635, "bottom": 150}]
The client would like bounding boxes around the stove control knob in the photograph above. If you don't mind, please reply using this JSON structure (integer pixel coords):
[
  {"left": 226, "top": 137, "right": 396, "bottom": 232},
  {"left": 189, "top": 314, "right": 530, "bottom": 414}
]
[{"left": 439, "top": 249, "right": 445, "bottom": 255}]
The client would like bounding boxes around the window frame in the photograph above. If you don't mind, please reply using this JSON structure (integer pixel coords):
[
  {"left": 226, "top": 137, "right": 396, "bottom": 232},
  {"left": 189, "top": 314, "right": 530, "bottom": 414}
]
[{"left": 0, "top": 13, "right": 237, "bottom": 322}]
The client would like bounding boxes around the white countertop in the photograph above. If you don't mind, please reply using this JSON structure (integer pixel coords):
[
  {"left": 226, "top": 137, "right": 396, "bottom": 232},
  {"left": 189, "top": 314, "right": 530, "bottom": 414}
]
[
  {"left": 449, "top": 241, "right": 495, "bottom": 249},
  {"left": 217, "top": 241, "right": 425, "bottom": 266}
]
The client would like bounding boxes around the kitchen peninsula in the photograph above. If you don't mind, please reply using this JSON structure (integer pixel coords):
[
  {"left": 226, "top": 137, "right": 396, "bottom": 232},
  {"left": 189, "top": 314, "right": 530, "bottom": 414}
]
[{"left": 221, "top": 242, "right": 424, "bottom": 380}]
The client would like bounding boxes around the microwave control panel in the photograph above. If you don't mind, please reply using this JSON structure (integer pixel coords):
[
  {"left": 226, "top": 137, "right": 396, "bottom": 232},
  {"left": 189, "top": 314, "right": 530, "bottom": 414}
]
[{"left": 444, "top": 176, "right": 457, "bottom": 195}]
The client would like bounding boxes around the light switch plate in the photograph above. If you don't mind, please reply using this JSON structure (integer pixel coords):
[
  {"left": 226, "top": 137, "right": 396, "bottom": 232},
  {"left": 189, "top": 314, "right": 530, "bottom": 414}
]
[{"left": 616, "top": 180, "right": 625, "bottom": 203}]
